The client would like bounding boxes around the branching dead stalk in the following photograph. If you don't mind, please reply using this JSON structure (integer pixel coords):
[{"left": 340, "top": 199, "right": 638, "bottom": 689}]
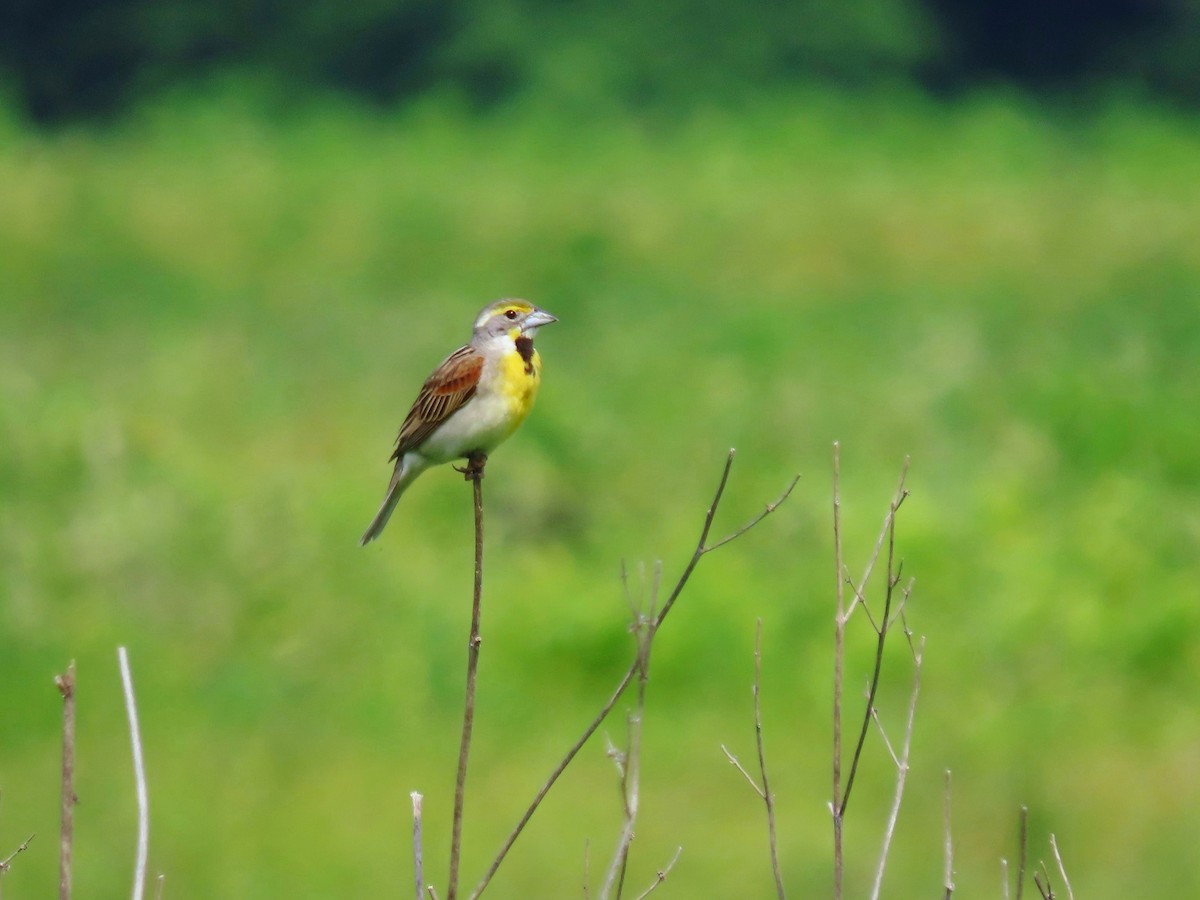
[
  {"left": 117, "top": 646, "right": 149, "bottom": 900},
  {"left": 599, "top": 563, "right": 658, "bottom": 900},
  {"left": 1033, "top": 862, "right": 1054, "bottom": 900},
  {"left": 831, "top": 446, "right": 910, "bottom": 899},
  {"left": 751, "top": 620, "right": 785, "bottom": 900},
  {"left": 721, "top": 619, "right": 785, "bottom": 898},
  {"left": 630, "top": 846, "right": 683, "bottom": 900},
  {"left": 868, "top": 623, "right": 923, "bottom": 900},
  {"left": 468, "top": 450, "right": 798, "bottom": 899},
  {"left": 56, "top": 662, "right": 76, "bottom": 900},
  {"left": 447, "top": 452, "right": 488, "bottom": 900}
]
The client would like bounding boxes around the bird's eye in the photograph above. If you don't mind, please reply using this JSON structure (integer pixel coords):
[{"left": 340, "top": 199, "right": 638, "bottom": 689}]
[{"left": 504, "top": 309, "right": 519, "bottom": 320}]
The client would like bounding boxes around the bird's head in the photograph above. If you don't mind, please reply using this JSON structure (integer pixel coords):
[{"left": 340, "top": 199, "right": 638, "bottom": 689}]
[{"left": 474, "top": 299, "right": 557, "bottom": 342}]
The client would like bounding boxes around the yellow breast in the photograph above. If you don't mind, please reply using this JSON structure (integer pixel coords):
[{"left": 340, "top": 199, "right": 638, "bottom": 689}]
[{"left": 498, "top": 346, "right": 542, "bottom": 422}]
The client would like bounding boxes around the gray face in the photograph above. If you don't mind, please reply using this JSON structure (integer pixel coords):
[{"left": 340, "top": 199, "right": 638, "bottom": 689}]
[{"left": 474, "top": 300, "right": 557, "bottom": 340}]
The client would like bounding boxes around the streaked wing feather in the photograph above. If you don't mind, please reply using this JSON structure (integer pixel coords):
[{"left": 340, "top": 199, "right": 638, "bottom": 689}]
[{"left": 391, "top": 345, "right": 483, "bottom": 458}]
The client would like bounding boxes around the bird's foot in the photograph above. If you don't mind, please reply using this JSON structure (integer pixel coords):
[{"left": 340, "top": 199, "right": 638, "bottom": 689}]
[{"left": 455, "top": 451, "right": 488, "bottom": 481}]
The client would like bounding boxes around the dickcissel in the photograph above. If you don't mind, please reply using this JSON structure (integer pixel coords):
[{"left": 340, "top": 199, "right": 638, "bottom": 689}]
[{"left": 359, "top": 299, "right": 557, "bottom": 545}]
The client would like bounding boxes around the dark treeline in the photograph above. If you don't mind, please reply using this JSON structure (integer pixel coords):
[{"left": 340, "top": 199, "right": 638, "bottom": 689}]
[{"left": 2, "top": 0, "right": 1198, "bottom": 122}]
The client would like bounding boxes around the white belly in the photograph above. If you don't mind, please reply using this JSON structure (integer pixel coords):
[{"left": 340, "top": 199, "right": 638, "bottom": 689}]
[{"left": 418, "top": 389, "right": 522, "bottom": 463}]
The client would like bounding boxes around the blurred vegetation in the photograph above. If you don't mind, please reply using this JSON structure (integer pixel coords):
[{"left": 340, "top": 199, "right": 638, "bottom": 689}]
[
  {"left": 1, "top": 77, "right": 1198, "bottom": 896},
  {"left": 4, "top": 0, "right": 1200, "bottom": 122}
]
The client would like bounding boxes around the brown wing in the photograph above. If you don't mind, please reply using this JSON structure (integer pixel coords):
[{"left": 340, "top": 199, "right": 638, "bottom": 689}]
[{"left": 390, "top": 345, "right": 483, "bottom": 459}]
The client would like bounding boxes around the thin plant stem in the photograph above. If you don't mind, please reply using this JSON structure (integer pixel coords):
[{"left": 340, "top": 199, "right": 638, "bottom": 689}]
[
  {"left": 868, "top": 635, "right": 924, "bottom": 900},
  {"left": 838, "top": 469, "right": 909, "bottom": 819},
  {"left": 831, "top": 442, "right": 845, "bottom": 899},
  {"left": 117, "top": 647, "right": 149, "bottom": 900},
  {"left": 631, "top": 847, "right": 683, "bottom": 900},
  {"left": 468, "top": 451, "right": 798, "bottom": 899},
  {"left": 55, "top": 662, "right": 76, "bottom": 900},
  {"left": 599, "top": 685, "right": 646, "bottom": 899},
  {"left": 0, "top": 832, "right": 36, "bottom": 894},
  {"left": 600, "top": 572, "right": 656, "bottom": 900},
  {"left": 943, "top": 770, "right": 955, "bottom": 899},
  {"left": 1033, "top": 863, "right": 1053, "bottom": 900},
  {"left": 1049, "top": 834, "right": 1073, "bottom": 900},
  {"left": 1012, "top": 806, "right": 1032, "bottom": 900},
  {"left": 832, "top": 452, "right": 909, "bottom": 899},
  {"left": 412, "top": 792, "right": 425, "bottom": 900},
  {"left": 448, "top": 453, "right": 487, "bottom": 900},
  {"left": 750, "top": 620, "right": 785, "bottom": 900},
  {"left": 720, "top": 745, "right": 764, "bottom": 798}
]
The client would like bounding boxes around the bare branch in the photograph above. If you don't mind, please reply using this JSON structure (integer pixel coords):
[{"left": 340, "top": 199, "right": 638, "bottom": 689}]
[
  {"left": 1034, "top": 862, "right": 1054, "bottom": 899},
  {"left": 831, "top": 443, "right": 845, "bottom": 899},
  {"left": 1049, "top": 834, "right": 1074, "bottom": 900},
  {"left": 583, "top": 840, "right": 591, "bottom": 899},
  {"left": 470, "top": 452, "right": 797, "bottom": 899},
  {"left": 448, "top": 452, "right": 488, "bottom": 900},
  {"left": 868, "top": 637, "right": 924, "bottom": 900},
  {"left": 719, "top": 745, "right": 764, "bottom": 799},
  {"left": 701, "top": 474, "right": 800, "bottom": 553},
  {"left": 630, "top": 847, "right": 683, "bottom": 900},
  {"left": 943, "top": 771, "right": 955, "bottom": 899},
  {"left": 1001, "top": 859, "right": 1010, "bottom": 900},
  {"left": 842, "top": 459, "right": 910, "bottom": 625},
  {"left": 600, "top": 588, "right": 654, "bottom": 900},
  {"left": 833, "top": 452, "right": 911, "bottom": 900},
  {"left": 869, "top": 708, "right": 899, "bottom": 767},
  {"left": 154, "top": 875, "right": 165, "bottom": 900},
  {"left": 117, "top": 646, "right": 149, "bottom": 900},
  {"left": 750, "top": 620, "right": 785, "bottom": 900},
  {"left": 839, "top": 467, "right": 908, "bottom": 819},
  {"left": 411, "top": 792, "right": 424, "bottom": 900},
  {"left": 1016, "top": 806, "right": 1029, "bottom": 900},
  {"left": 0, "top": 833, "right": 36, "bottom": 874},
  {"left": 56, "top": 662, "right": 76, "bottom": 900}
]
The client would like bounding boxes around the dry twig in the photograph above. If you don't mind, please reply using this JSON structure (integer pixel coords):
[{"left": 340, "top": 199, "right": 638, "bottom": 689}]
[
  {"left": 868, "top": 627, "right": 924, "bottom": 900},
  {"left": 598, "top": 585, "right": 653, "bottom": 900},
  {"left": 0, "top": 833, "right": 36, "bottom": 878},
  {"left": 56, "top": 662, "right": 76, "bottom": 900},
  {"left": 631, "top": 846, "right": 683, "bottom": 900},
  {"left": 831, "top": 448, "right": 910, "bottom": 898},
  {"left": 411, "top": 792, "right": 425, "bottom": 900},
  {"left": 831, "top": 443, "right": 846, "bottom": 896},
  {"left": 1033, "top": 862, "right": 1053, "bottom": 900},
  {"left": 447, "top": 452, "right": 488, "bottom": 900},
  {"left": 1049, "top": 834, "right": 1074, "bottom": 900},
  {"left": 468, "top": 450, "right": 798, "bottom": 899},
  {"left": 943, "top": 770, "right": 955, "bottom": 899},
  {"left": 722, "top": 620, "right": 785, "bottom": 898},
  {"left": 1016, "top": 806, "right": 1029, "bottom": 900},
  {"left": 118, "top": 646, "right": 149, "bottom": 900}
]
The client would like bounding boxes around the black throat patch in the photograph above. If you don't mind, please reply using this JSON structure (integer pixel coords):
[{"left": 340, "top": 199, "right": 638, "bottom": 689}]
[{"left": 515, "top": 336, "right": 535, "bottom": 374}]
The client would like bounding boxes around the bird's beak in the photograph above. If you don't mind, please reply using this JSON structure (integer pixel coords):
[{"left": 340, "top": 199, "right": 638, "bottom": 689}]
[{"left": 522, "top": 308, "right": 558, "bottom": 332}]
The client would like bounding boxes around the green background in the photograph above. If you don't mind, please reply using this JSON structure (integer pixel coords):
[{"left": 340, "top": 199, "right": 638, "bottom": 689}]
[{"left": 2, "top": 22, "right": 1200, "bottom": 897}]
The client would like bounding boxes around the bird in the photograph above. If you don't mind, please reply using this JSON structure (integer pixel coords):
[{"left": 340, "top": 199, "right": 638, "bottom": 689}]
[{"left": 359, "top": 298, "right": 557, "bottom": 545}]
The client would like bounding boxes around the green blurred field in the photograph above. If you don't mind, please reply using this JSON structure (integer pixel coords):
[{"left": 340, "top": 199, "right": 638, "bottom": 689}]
[{"left": 2, "top": 85, "right": 1199, "bottom": 897}]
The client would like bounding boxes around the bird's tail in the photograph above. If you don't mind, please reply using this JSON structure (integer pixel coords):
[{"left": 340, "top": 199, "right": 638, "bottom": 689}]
[{"left": 359, "top": 459, "right": 422, "bottom": 546}]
